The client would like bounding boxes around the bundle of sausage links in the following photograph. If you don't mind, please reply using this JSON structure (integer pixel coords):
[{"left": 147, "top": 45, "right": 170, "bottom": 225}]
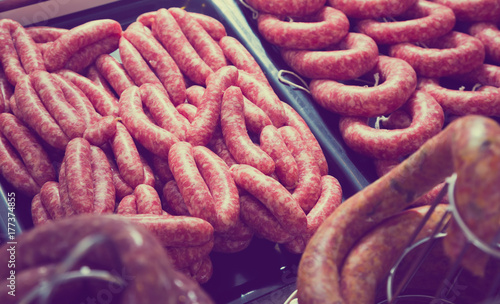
[
  {"left": 0, "top": 7, "right": 342, "bottom": 284},
  {"left": 246, "top": 0, "right": 500, "bottom": 205}
]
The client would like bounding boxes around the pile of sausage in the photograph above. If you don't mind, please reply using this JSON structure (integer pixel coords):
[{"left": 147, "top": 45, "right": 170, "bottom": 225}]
[
  {"left": 247, "top": 0, "right": 500, "bottom": 200},
  {"left": 0, "top": 7, "right": 343, "bottom": 284}
]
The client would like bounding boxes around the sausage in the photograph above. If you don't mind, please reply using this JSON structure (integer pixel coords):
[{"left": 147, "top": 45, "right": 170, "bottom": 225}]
[
  {"left": 166, "top": 241, "right": 214, "bottom": 270},
  {"left": 193, "top": 146, "right": 240, "bottom": 233},
  {"left": 124, "top": 22, "right": 186, "bottom": 105},
  {"left": 119, "top": 86, "right": 180, "bottom": 158},
  {"left": 389, "top": 31, "right": 485, "bottom": 78},
  {"left": 340, "top": 90, "right": 444, "bottom": 159},
  {"left": 43, "top": 19, "right": 122, "bottom": 71},
  {"left": 309, "top": 55, "right": 417, "bottom": 117},
  {"left": 230, "top": 164, "right": 307, "bottom": 235},
  {"left": 39, "top": 181, "right": 64, "bottom": 220},
  {"left": 162, "top": 180, "right": 191, "bottom": 216},
  {"left": 186, "top": 256, "right": 213, "bottom": 284},
  {"left": 25, "top": 26, "right": 68, "bottom": 43},
  {"left": 279, "top": 126, "right": 321, "bottom": 213},
  {"left": 237, "top": 70, "right": 286, "bottom": 127},
  {"left": 90, "top": 145, "right": 115, "bottom": 214},
  {"left": 30, "top": 193, "right": 51, "bottom": 226},
  {"left": 0, "top": 131, "right": 40, "bottom": 196},
  {"left": 57, "top": 159, "right": 75, "bottom": 217},
  {"left": 207, "top": 127, "right": 239, "bottom": 167},
  {"left": 242, "top": 96, "right": 273, "bottom": 135},
  {"left": 432, "top": 0, "right": 500, "bottom": 22},
  {"left": 328, "top": 0, "right": 418, "bottom": 18},
  {"left": 86, "top": 63, "right": 117, "bottom": 97},
  {"left": 103, "top": 150, "right": 134, "bottom": 201},
  {"left": 83, "top": 115, "right": 117, "bottom": 146},
  {"left": 282, "top": 102, "right": 328, "bottom": 176},
  {"left": 187, "top": 65, "right": 238, "bottom": 146},
  {"left": 140, "top": 155, "right": 155, "bottom": 188},
  {"left": 340, "top": 204, "right": 449, "bottom": 304},
  {"left": 213, "top": 232, "right": 253, "bottom": 253},
  {"left": 169, "top": 8, "right": 227, "bottom": 72},
  {"left": 11, "top": 25, "right": 46, "bottom": 74},
  {"left": 63, "top": 34, "right": 120, "bottom": 73},
  {"left": 356, "top": 1, "right": 456, "bottom": 45},
  {"left": 286, "top": 175, "right": 342, "bottom": 254},
  {"left": 134, "top": 184, "right": 163, "bottom": 215},
  {"left": 0, "top": 19, "right": 26, "bottom": 85},
  {"left": 221, "top": 86, "right": 275, "bottom": 175},
  {"left": 119, "top": 36, "right": 163, "bottom": 87},
  {"left": 116, "top": 194, "right": 138, "bottom": 214},
  {"left": 140, "top": 83, "right": 189, "bottom": 141},
  {"left": 378, "top": 109, "right": 412, "bottom": 130},
  {"left": 260, "top": 125, "right": 298, "bottom": 189},
  {"left": 469, "top": 22, "right": 500, "bottom": 65},
  {"left": 281, "top": 32, "right": 379, "bottom": 81},
  {"left": 186, "top": 85, "right": 205, "bottom": 107},
  {"left": 153, "top": 155, "right": 174, "bottom": 184},
  {"left": 110, "top": 122, "right": 144, "bottom": 189},
  {"left": 0, "top": 67, "right": 13, "bottom": 113},
  {"left": 296, "top": 115, "right": 499, "bottom": 303},
  {"left": 257, "top": 7, "right": 349, "bottom": 50},
  {"left": 122, "top": 214, "right": 215, "bottom": 247},
  {"left": 239, "top": 194, "right": 295, "bottom": 243},
  {"left": 136, "top": 11, "right": 156, "bottom": 27},
  {"left": 14, "top": 75, "right": 69, "bottom": 150},
  {"left": 189, "top": 12, "right": 227, "bottom": 41},
  {"left": 94, "top": 54, "right": 133, "bottom": 97},
  {"left": 0, "top": 113, "right": 56, "bottom": 187},
  {"left": 168, "top": 142, "right": 217, "bottom": 226},
  {"left": 153, "top": 8, "right": 213, "bottom": 85},
  {"left": 56, "top": 69, "right": 119, "bottom": 117},
  {"left": 219, "top": 36, "right": 268, "bottom": 85},
  {"left": 64, "top": 138, "right": 94, "bottom": 214},
  {"left": 246, "top": 0, "right": 326, "bottom": 17},
  {"left": 418, "top": 77, "right": 500, "bottom": 117},
  {"left": 176, "top": 103, "right": 198, "bottom": 123}
]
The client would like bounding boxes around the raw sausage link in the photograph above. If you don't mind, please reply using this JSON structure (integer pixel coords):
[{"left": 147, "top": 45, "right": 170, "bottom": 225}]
[
  {"left": 119, "top": 36, "right": 163, "bottom": 87},
  {"left": 281, "top": 32, "right": 379, "bottom": 81},
  {"left": 153, "top": 8, "right": 213, "bottom": 85},
  {"left": 340, "top": 90, "right": 445, "bottom": 159},
  {"left": 432, "top": 0, "right": 500, "bottom": 22},
  {"left": 189, "top": 12, "right": 227, "bottom": 41},
  {"left": 57, "top": 159, "right": 75, "bottom": 217},
  {"left": 12, "top": 25, "right": 46, "bottom": 74},
  {"left": 56, "top": 69, "right": 119, "bottom": 117},
  {"left": 309, "top": 55, "right": 417, "bottom": 117},
  {"left": 186, "top": 85, "right": 205, "bottom": 107},
  {"left": 0, "top": 67, "right": 13, "bottom": 113},
  {"left": 213, "top": 232, "right": 253, "bottom": 253},
  {"left": 469, "top": 22, "right": 500, "bottom": 65},
  {"left": 122, "top": 214, "right": 214, "bottom": 247},
  {"left": 176, "top": 103, "right": 198, "bottom": 123},
  {"left": 94, "top": 54, "right": 133, "bottom": 97},
  {"left": 243, "top": 96, "right": 272, "bottom": 135},
  {"left": 0, "top": 113, "right": 56, "bottom": 187},
  {"left": 43, "top": 19, "right": 122, "bottom": 71},
  {"left": 418, "top": 77, "right": 500, "bottom": 117},
  {"left": 135, "top": 184, "right": 163, "bottom": 215},
  {"left": 40, "top": 181, "right": 64, "bottom": 220},
  {"left": 25, "top": 26, "right": 68, "bottom": 43},
  {"left": 221, "top": 86, "right": 275, "bottom": 175},
  {"left": 230, "top": 164, "right": 307, "bottom": 235},
  {"left": 219, "top": 36, "right": 268, "bottom": 85},
  {"left": 30, "top": 70, "right": 86, "bottom": 139},
  {"left": 64, "top": 138, "right": 94, "bottom": 214},
  {"left": 193, "top": 146, "right": 240, "bottom": 233},
  {"left": 87, "top": 64, "right": 116, "bottom": 98},
  {"left": 153, "top": 155, "right": 174, "bottom": 184},
  {"left": 116, "top": 194, "right": 137, "bottom": 215},
  {"left": 246, "top": 0, "right": 326, "bottom": 17},
  {"left": 90, "top": 145, "right": 115, "bottom": 214},
  {"left": 168, "top": 142, "right": 217, "bottom": 226},
  {"left": 257, "top": 7, "right": 349, "bottom": 50},
  {"left": 140, "top": 83, "right": 189, "bottom": 141},
  {"left": 389, "top": 31, "right": 485, "bottom": 78},
  {"left": 124, "top": 22, "right": 186, "bottom": 105},
  {"left": 119, "top": 86, "right": 180, "bottom": 158},
  {"left": 83, "top": 116, "right": 117, "bottom": 146},
  {"left": 166, "top": 240, "right": 214, "bottom": 269},
  {"left": 260, "top": 125, "right": 298, "bottom": 189},
  {"left": 188, "top": 256, "right": 213, "bottom": 284},
  {"left": 284, "top": 175, "right": 342, "bottom": 254},
  {"left": 162, "top": 180, "right": 191, "bottom": 216},
  {"left": 110, "top": 122, "right": 145, "bottom": 189},
  {"left": 237, "top": 70, "right": 286, "bottom": 127},
  {"left": 169, "top": 8, "right": 227, "bottom": 72},
  {"left": 187, "top": 65, "right": 238, "bottom": 146},
  {"left": 0, "top": 19, "right": 26, "bottom": 85},
  {"left": 280, "top": 126, "right": 321, "bottom": 213},
  {"left": 15, "top": 75, "right": 69, "bottom": 150},
  {"left": 329, "top": 0, "right": 417, "bottom": 18},
  {"left": 64, "top": 34, "right": 120, "bottom": 73},
  {"left": 239, "top": 194, "right": 295, "bottom": 243},
  {"left": 207, "top": 127, "right": 239, "bottom": 167},
  {"left": 356, "top": 1, "right": 456, "bottom": 45},
  {"left": 0, "top": 131, "right": 40, "bottom": 196},
  {"left": 282, "top": 103, "right": 328, "bottom": 176},
  {"left": 31, "top": 194, "right": 51, "bottom": 225},
  {"left": 140, "top": 155, "right": 155, "bottom": 188}
]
